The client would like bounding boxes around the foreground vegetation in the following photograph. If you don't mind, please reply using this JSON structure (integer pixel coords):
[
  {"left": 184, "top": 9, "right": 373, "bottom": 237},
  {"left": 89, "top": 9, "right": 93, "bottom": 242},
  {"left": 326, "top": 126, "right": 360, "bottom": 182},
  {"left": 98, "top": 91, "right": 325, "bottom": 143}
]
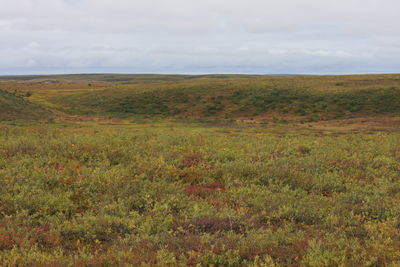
[
  {"left": 0, "top": 123, "right": 400, "bottom": 266},
  {"left": 1, "top": 74, "right": 400, "bottom": 266}
]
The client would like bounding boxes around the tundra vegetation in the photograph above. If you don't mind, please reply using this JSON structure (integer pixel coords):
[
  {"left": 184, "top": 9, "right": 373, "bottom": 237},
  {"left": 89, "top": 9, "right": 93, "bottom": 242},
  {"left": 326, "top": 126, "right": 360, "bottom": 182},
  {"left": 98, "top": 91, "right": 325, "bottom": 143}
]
[{"left": 0, "top": 74, "right": 400, "bottom": 266}]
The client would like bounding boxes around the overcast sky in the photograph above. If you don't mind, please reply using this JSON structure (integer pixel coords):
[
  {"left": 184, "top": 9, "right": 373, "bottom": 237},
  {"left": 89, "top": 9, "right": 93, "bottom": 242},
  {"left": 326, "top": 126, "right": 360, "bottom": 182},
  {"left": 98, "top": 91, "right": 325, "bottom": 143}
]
[{"left": 1, "top": 0, "right": 400, "bottom": 75}]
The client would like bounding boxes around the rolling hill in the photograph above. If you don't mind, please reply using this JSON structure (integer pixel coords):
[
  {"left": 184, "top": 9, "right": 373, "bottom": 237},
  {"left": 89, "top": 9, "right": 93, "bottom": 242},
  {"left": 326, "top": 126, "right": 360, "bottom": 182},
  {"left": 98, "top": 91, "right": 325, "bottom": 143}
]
[
  {"left": 0, "top": 89, "right": 53, "bottom": 121},
  {"left": 1, "top": 74, "right": 399, "bottom": 123},
  {"left": 47, "top": 75, "right": 400, "bottom": 122}
]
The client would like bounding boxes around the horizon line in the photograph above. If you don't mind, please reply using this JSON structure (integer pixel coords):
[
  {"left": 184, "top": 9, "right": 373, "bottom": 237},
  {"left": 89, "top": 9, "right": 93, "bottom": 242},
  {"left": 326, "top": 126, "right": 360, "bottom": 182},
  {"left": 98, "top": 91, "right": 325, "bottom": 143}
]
[{"left": 1, "top": 72, "right": 400, "bottom": 77}]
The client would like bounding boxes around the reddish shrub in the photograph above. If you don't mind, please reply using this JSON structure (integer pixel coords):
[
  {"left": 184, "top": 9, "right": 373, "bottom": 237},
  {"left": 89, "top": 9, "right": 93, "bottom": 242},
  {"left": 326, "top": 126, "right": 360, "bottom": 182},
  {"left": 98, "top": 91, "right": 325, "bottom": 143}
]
[
  {"left": 182, "top": 153, "right": 204, "bottom": 168},
  {"left": 0, "top": 219, "right": 9, "bottom": 228},
  {"left": 41, "top": 233, "right": 63, "bottom": 247},
  {"left": 52, "top": 163, "right": 65, "bottom": 171},
  {"left": 0, "top": 233, "right": 15, "bottom": 250},
  {"left": 203, "top": 182, "right": 225, "bottom": 190},
  {"left": 172, "top": 168, "right": 204, "bottom": 184},
  {"left": 179, "top": 217, "right": 242, "bottom": 234},
  {"left": 132, "top": 240, "right": 157, "bottom": 264},
  {"left": 184, "top": 182, "right": 225, "bottom": 198},
  {"left": 63, "top": 177, "right": 77, "bottom": 185},
  {"left": 26, "top": 226, "right": 63, "bottom": 248},
  {"left": 75, "top": 164, "right": 82, "bottom": 170}
]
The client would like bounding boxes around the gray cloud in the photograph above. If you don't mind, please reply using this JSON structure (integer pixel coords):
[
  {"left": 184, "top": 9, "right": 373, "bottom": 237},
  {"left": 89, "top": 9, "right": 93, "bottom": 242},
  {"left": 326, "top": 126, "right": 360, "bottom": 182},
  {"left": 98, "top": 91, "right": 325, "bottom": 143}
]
[{"left": 1, "top": 0, "right": 399, "bottom": 74}]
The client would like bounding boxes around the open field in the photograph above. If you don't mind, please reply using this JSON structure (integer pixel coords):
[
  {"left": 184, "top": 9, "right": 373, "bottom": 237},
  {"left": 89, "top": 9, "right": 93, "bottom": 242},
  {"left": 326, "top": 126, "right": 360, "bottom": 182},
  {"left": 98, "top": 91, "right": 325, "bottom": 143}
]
[{"left": 1, "top": 74, "right": 400, "bottom": 266}]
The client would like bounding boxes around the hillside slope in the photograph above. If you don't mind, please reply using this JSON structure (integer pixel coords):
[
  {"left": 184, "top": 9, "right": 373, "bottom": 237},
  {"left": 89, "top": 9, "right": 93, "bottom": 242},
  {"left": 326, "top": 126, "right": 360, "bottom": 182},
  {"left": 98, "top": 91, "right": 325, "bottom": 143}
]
[
  {"left": 0, "top": 90, "right": 53, "bottom": 121},
  {"left": 49, "top": 75, "right": 400, "bottom": 122}
]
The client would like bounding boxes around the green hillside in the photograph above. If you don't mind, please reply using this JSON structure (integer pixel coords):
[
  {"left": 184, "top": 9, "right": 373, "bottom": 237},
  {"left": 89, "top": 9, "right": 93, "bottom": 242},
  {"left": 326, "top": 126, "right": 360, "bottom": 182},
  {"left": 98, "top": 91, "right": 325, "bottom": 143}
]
[
  {"left": 50, "top": 75, "right": 400, "bottom": 121},
  {"left": 0, "top": 90, "right": 53, "bottom": 121}
]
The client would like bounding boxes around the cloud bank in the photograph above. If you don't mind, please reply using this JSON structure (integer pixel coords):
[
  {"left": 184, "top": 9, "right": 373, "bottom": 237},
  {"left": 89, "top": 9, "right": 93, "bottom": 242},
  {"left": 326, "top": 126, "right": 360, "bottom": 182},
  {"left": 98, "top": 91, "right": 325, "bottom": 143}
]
[{"left": 1, "top": 0, "right": 400, "bottom": 74}]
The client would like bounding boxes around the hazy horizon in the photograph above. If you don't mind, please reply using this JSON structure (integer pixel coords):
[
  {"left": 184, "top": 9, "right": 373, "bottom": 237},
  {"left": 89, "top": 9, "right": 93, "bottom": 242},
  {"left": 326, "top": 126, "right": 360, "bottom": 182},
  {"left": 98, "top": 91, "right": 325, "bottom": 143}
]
[{"left": 2, "top": 71, "right": 400, "bottom": 77}]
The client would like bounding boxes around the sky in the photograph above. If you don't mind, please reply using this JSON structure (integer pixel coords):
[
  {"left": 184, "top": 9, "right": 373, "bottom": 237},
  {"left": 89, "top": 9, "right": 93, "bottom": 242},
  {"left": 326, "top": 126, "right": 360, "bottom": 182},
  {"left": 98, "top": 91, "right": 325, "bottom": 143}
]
[{"left": 1, "top": 0, "right": 400, "bottom": 75}]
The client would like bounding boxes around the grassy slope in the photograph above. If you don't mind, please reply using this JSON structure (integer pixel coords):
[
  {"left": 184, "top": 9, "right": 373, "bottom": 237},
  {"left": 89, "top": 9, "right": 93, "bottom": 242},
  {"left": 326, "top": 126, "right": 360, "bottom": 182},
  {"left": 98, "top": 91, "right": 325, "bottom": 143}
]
[
  {"left": 47, "top": 74, "right": 400, "bottom": 121},
  {"left": 0, "top": 90, "right": 52, "bottom": 121}
]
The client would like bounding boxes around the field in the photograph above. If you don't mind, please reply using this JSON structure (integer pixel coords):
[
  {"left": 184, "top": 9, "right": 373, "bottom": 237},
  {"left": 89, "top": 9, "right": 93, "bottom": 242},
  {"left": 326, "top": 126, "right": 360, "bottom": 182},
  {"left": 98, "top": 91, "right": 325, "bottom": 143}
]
[{"left": 1, "top": 74, "right": 400, "bottom": 266}]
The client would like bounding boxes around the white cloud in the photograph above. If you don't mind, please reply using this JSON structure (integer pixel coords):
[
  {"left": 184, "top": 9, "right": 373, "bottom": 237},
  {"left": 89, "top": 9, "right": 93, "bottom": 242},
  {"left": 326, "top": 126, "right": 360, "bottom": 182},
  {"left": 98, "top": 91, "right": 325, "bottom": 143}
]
[{"left": 0, "top": 0, "right": 400, "bottom": 74}]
